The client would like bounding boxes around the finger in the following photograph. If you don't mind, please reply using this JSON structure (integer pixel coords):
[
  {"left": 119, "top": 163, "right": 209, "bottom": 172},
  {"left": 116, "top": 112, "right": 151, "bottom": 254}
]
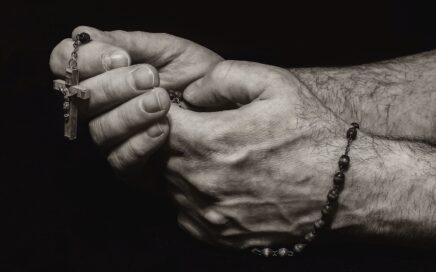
[
  {"left": 72, "top": 26, "right": 190, "bottom": 68},
  {"left": 79, "top": 64, "right": 159, "bottom": 118},
  {"left": 107, "top": 117, "right": 169, "bottom": 173},
  {"left": 177, "top": 212, "right": 213, "bottom": 245},
  {"left": 166, "top": 105, "right": 216, "bottom": 152},
  {"left": 171, "top": 191, "right": 229, "bottom": 227},
  {"left": 89, "top": 87, "right": 170, "bottom": 147},
  {"left": 177, "top": 211, "right": 235, "bottom": 249},
  {"left": 183, "top": 60, "right": 287, "bottom": 108},
  {"left": 167, "top": 103, "right": 243, "bottom": 153},
  {"left": 50, "top": 39, "right": 131, "bottom": 78}
]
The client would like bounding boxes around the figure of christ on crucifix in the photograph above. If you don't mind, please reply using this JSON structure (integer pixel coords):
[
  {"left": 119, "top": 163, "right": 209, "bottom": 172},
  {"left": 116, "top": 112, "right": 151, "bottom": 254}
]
[
  {"left": 53, "top": 67, "right": 89, "bottom": 140},
  {"left": 53, "top": 32, "right": 91, "bottom": 140}
]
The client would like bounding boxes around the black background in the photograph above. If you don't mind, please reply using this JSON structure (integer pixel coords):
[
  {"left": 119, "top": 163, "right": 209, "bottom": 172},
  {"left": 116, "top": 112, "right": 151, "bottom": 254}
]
[{"left": 3, "top": 1, "right": 436, "bottom": 271}]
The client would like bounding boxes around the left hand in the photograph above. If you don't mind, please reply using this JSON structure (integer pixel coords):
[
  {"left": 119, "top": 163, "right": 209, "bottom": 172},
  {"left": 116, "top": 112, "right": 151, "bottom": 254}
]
[
  {"left": 49, "top": 26, "right": 223, "bottom": 184},
  {"left": 166, "top": 61, "right": 362, "bottom": 249}
]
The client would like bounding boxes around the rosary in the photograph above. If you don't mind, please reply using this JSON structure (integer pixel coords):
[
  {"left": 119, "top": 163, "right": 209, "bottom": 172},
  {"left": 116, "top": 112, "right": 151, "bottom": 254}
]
[
  {"left": 53, "top": 33, "right": 92, "bottom": 140},
  {"left": 52, "top": 33, "right": 360, "bottom": 258},
  {"left": 54, "top": 32, "right": 183, "bottom": 140},
  {"left": 251, "top": 122, "right": 360, "bottom": 257}
]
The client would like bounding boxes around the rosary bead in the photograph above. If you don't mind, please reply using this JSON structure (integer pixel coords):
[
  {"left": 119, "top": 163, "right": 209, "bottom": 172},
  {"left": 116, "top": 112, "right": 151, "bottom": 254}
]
[
  {"left": 278, "top": 248, "right": 289, "bottom": 257},
  {"left": 333, "top": 172, "right": 345, "bottom": 186},
  {"left": 293, "top": 243, "right": 307, "bottom": 253},
  {"left": 346, "top": 127, "right": 357, "bottom": 140},
  {"left": 327, "top": 188, "right": 339, "bottom": 202},
  {"left": 304, "top": 231, "right": 317, "bottom": 242},
  {"left": 314, "top": 219, "right": 326, "bottom": 230},
  {"left": 338, "top": 155, "right": 350, "bottom": 171},
  {"left": 77, "top": 32, "right": 91, "bottom": 43},
  {"left": 262, "top": 248, "right": 272, "bottom": 257},
  {"left": 321, "top": 204, "right": 334, "bottom": 217},
  {"left": 249, "top": 122, "right": 359, "bottom": 258},
  {"left": 351, "top": 122, "right": 360, "bottom": 129}
]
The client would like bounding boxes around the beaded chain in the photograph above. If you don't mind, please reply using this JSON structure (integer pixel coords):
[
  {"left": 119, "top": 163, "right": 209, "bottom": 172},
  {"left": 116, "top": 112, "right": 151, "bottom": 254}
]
[
  {"left": 61, "top": 32, "right": 91, "bottom": 123},
  {"left": 169, "top": 90, "right": 184, "bottom": 106},
  {"left": 251, "top": 122, "right": 360, "bottom": 257},
  {"left": 68, "top": 32, "right": 91, "bottom": 70}
]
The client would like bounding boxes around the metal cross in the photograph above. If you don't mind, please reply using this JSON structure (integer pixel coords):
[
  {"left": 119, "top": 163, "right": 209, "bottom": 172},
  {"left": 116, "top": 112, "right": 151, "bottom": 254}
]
[{"left": 53, "top": 67, "right": 89, "bottom": 140}]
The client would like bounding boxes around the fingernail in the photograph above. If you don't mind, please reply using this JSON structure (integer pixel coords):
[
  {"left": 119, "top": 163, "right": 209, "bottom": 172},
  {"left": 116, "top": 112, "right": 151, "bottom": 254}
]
[
  {"left": 141, "top": 88, "right": 164, "bottom": 113},
  {"left": 102, "top": 50, "right": 130, "bottom": 71},
  {"left": 183, "top": 79, "right": 201, "bottom": 102},
  {"left": 130, "top": 65, "right": 159, "bottom": 91},
  {"left": 147, "top": 119, "right": 166, "bottom": 138}
]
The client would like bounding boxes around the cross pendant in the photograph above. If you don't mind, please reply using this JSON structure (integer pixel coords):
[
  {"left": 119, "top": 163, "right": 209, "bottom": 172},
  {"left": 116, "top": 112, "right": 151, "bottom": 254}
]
[{"left": 53, "top": 67, "right": 89, "bottom": 140}]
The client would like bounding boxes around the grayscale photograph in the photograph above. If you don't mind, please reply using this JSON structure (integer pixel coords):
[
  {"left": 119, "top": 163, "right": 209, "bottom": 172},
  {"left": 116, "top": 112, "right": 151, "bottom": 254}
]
[{"left": 3, "top": 1, "right": 436, "bottom": 271}]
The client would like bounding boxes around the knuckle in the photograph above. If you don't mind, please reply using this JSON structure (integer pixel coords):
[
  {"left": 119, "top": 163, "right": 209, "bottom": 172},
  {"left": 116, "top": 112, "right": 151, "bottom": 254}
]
[
  {"left": 107, "top": 151, "right": 126, "bottom": 172},
  {"left": 176, "top": 214, "right": 195, "bottom": 235},
  {"left": 125, "top": 135, "right": 149, "bottom": 162},
  {"left": 129, "top": 64, "right": 160, "bottom": 89},
  {"left": 88, "top": 118, "right": 107, "bottom": 145},
  {"left": 125, "top": 139, "right": 144, "bottom": 162},
  {"left": 193, "top": 175, "right": 222, "bottom": 198},
  {"left": 99, "top": 75, "right": 117, "bottom": 101},
  {"left": 266, "top": 67, "right": 294, "bottom": 89},
  {"left": 172, "top": 193, "right": 191, "bottom": 209},
  {"left": 202, "top": 208, "right": 228, "bottom": 226},
  {"left": 49, "top": 38, "right": 71, "bottom": 74},
  {"left": 107, "top": 136, "right": 150, "bottom": 173},
  {"left": 176, "top": 214, "right": 209, "bottom": 243},
  {"left": 116, "top": 103, "right": 136, "bottom": 130},
  {"left": 271, "top": 69, "right": 290, "bottom": 84}
]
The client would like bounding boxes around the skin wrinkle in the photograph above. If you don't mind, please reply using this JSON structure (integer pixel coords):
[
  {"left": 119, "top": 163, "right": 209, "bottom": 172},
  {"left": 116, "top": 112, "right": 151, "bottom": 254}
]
[
  {"left": 384, "top": 103, "right": 391, "bottom": 135},
  {"left": 214, "top": 129, "right": 330, "bottom": 199},
  {"left": 216, "top": 198, "right": 319, "bottom": 235}
]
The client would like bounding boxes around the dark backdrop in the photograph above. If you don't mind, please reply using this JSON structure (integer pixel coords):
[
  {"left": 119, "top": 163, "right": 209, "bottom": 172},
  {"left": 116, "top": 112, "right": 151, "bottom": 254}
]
[{"left": 3, "top": 1, "right": 436, "bottom": 271}]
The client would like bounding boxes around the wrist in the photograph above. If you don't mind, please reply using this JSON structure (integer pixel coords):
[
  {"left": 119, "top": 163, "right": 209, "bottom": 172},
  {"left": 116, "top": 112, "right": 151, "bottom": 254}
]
[
  {"left": 289, "top": 67, "right": 357, "bottom": 125},
  {"left": 290, "top": 64, "right": 436, "bottom": 143},
  {"left": 329, "top": 131, "right": 436, "bottom": 240}
]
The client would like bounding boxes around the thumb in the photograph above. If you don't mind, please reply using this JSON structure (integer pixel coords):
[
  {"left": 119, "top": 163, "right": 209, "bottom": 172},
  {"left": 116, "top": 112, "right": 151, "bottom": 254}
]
[
  {"left": 183, "top": 61, "right": 281, "bottom": 109},
  {"left": 72, "top": 26, "right": 190, "bottom": 68},
  {"left": 166, "top": 103, "right": 238, "bottom": 154}
]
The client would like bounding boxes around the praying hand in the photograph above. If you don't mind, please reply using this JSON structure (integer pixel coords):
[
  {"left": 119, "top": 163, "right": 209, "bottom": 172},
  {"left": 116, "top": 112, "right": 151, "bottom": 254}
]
[{"left": 50, "top": 26, "right": 436, "bottom": 252}]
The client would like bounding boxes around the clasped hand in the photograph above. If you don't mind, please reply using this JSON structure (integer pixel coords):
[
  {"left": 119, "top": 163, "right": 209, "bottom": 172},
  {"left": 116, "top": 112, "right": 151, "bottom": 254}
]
[{"left": 50, "top": 26, "right": 356, "bottom": 249}]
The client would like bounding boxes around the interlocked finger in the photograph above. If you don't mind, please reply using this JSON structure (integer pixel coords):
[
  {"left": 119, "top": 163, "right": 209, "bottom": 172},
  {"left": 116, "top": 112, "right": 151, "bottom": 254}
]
[
  {"left": 107, "top": 117, "right": 169, "bottom": 173},
  {"left": 89, "top": 87, "right": 170, "bottom": 147},
  {"left": 77, "top": 64, "right": 159, "bottom": 118}
]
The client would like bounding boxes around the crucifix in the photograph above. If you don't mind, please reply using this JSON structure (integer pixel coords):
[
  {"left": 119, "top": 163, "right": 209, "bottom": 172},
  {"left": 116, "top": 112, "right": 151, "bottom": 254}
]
[
  {"left": 53, "top": 32, "right": 91, "bottom": 140},
  {"left": 53, "top": 68, "right": 89, "bottom": 140}
]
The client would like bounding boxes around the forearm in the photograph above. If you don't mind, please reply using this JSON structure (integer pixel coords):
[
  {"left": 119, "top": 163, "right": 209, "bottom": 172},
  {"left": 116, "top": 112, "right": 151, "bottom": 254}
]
[
  {"left": 331, "top": 131, "right": 436, "bottom": 241},
  {"left": 290, "top": 50, "right": 436, "bottom": 143}
]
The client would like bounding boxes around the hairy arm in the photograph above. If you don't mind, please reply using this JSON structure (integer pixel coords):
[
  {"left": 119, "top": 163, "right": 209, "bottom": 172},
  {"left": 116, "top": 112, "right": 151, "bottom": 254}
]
[
  {"left": 290, "top": 50, "right": 436, "bottom": 143},
  {"left": 328, "top": 130, "right": 436, "bottom": 242}
]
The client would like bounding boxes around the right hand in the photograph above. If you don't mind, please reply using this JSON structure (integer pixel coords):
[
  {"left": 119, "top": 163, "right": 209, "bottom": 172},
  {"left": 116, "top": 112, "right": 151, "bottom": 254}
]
[
  {"left": 164, "top": 61, "right": 355, "bottom": 249},
  {"left": 50, "top": 26, "right": 223, "bottom": 92}
]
